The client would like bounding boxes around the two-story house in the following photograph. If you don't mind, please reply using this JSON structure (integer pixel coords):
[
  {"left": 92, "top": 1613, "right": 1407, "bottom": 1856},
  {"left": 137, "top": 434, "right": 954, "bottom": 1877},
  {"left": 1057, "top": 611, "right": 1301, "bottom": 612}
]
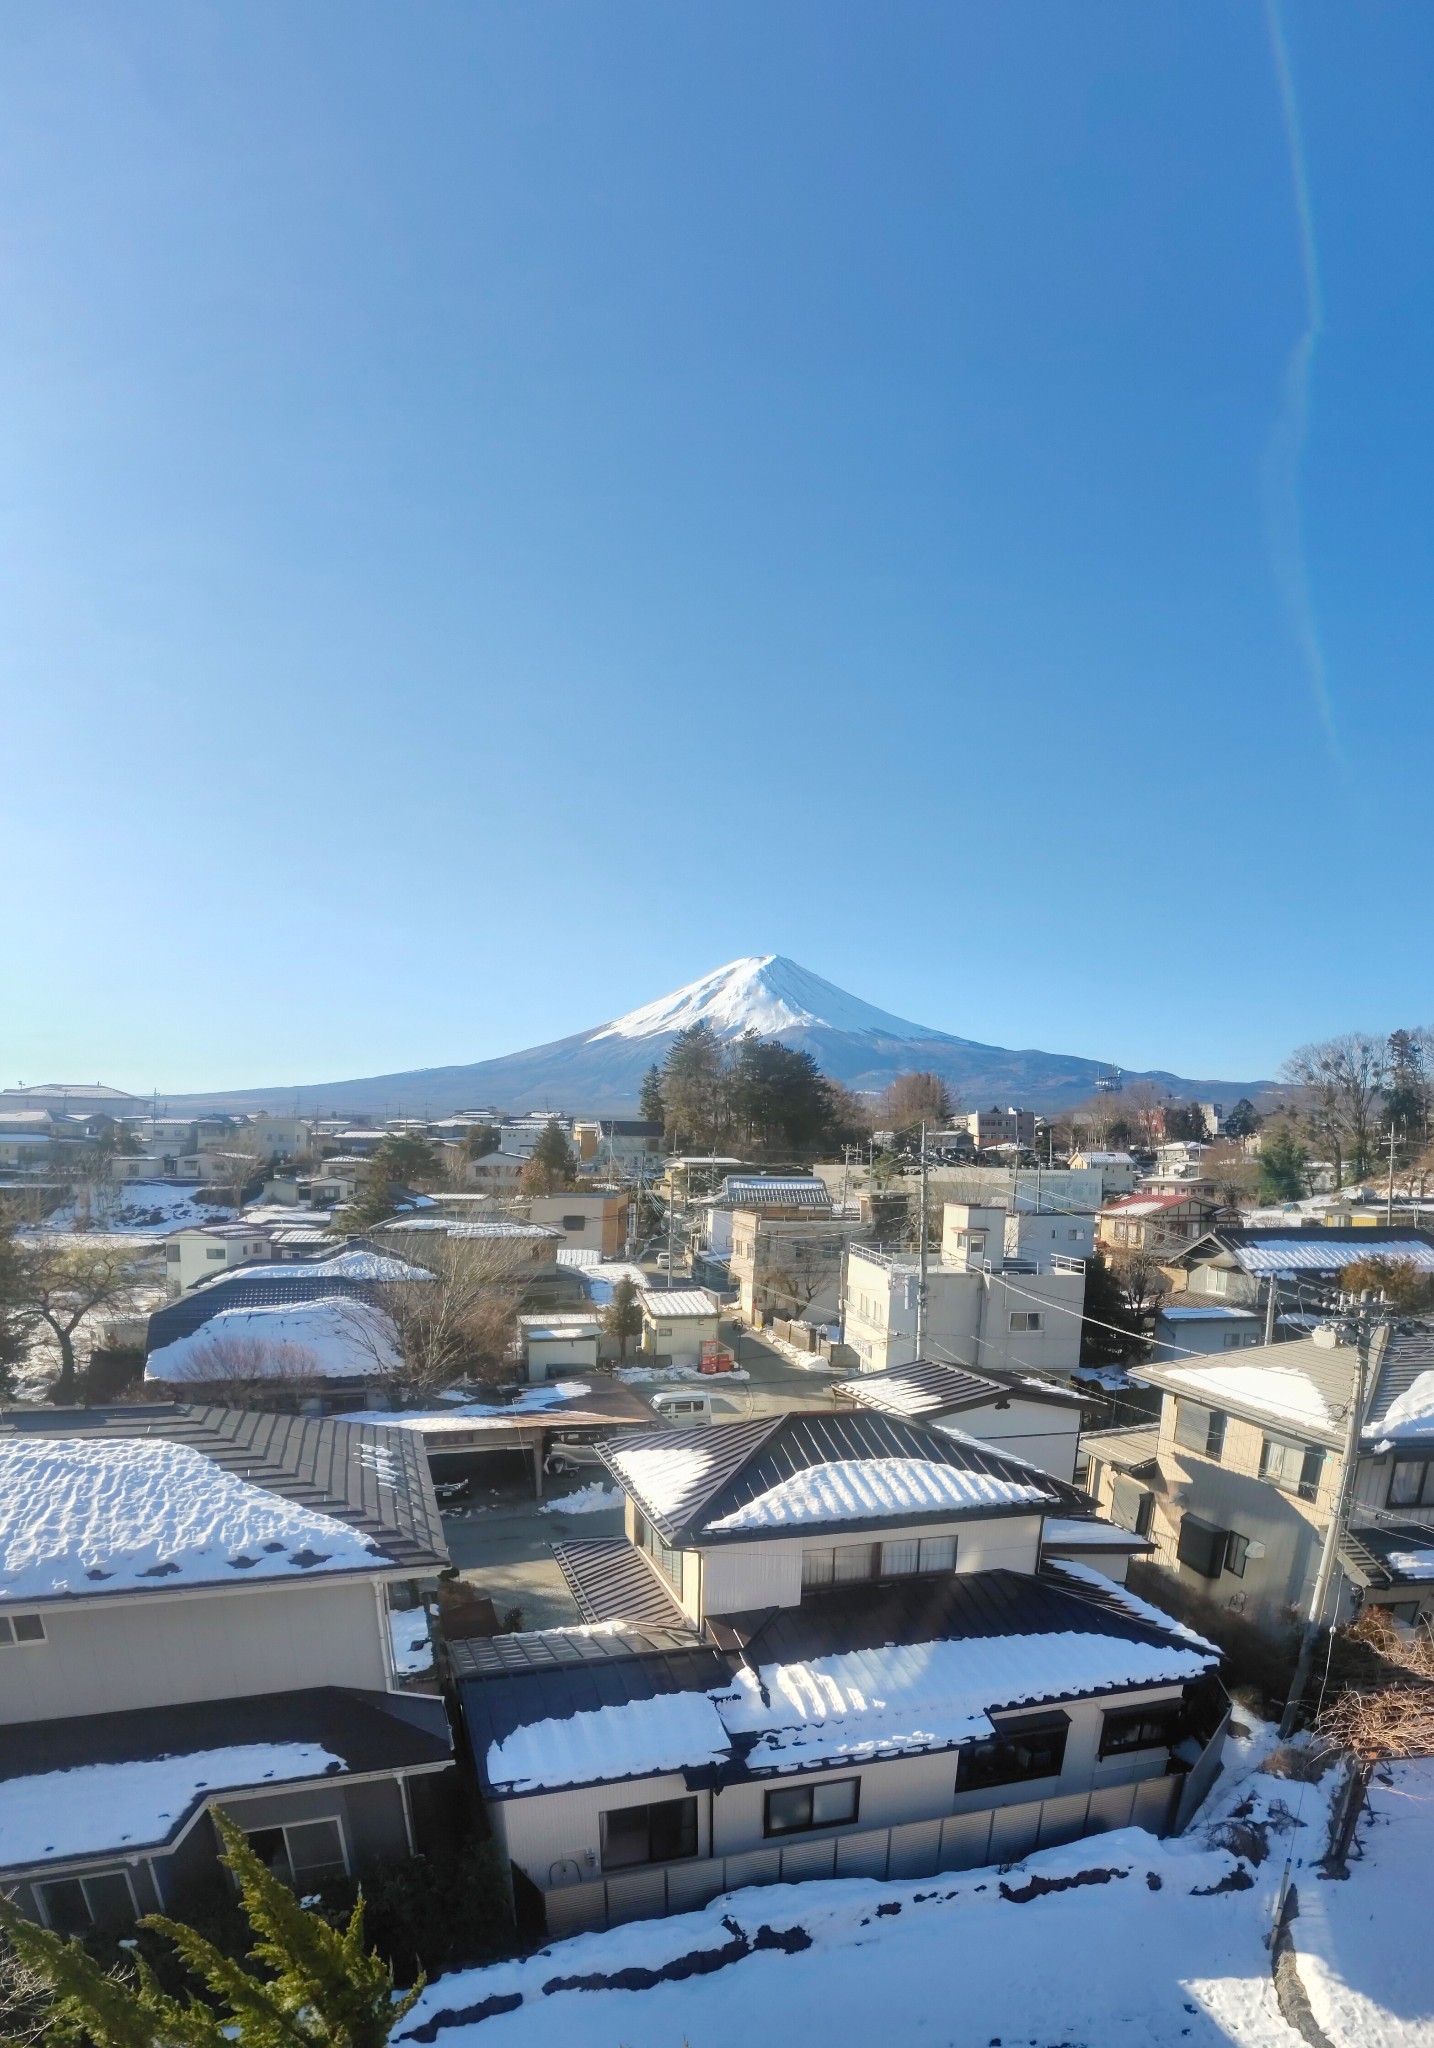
[
  {"left": 451, "top": 1411, "right": 1227, "bottom": 1938},
  {"left": 1095, "top": 1325, "right": 1434, "bottom": 1632},
  {"left": 0, "top": 1403, "right": 454, "bottom": 1935},
  {"left": 842, "top": 1205, "right": 1086, "bottom": 1378}
]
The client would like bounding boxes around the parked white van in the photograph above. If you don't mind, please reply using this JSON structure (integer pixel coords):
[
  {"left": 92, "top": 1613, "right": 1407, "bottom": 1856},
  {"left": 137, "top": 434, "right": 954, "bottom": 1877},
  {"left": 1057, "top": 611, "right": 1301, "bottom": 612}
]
[{"left": 648, "top": 1388, "right": 713, "bottom": 1425}]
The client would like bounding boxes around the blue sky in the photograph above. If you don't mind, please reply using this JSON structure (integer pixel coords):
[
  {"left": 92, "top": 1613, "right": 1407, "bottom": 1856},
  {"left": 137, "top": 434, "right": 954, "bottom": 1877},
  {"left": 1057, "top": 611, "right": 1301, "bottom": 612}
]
[{"left": 2, "top": 2, "right": 1431, "bottom": 1094}]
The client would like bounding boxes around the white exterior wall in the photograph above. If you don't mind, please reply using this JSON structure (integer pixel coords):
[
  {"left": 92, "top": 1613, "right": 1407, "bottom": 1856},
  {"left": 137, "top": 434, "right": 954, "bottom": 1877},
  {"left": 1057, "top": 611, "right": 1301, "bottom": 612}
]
[
  {"left": 642, "top": 1311, "right": 721, "bottom": 1369},
  {"left": 525, "top": 1334, "right": 600, "bottom": 1383},
  {"left": 168, "top": 1229, "right": 271, "bottom": 1297},
  {"left": 944, "top": 1400, "right": 1080, "bottom": 1483},
  {"left": 1006, "top": 1212, "right": 1096, "bottom": 1262},
  {"left": 0, "top": 1578, "right": 391, "bottom": 1726},
  {"left": 843, "top": 1255, "right": 1084, "bottom": 1379},
  {"left": 696, "top": 1514, "right": 1044, "bottom": 1618}
]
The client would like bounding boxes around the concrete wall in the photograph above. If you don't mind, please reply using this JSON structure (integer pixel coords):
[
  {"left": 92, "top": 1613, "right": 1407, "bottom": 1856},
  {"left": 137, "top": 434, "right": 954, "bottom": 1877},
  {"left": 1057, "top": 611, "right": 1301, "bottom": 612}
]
[
  {"left": 948, "top": 1398, "right": 1080, "bottom": 1482},
  {"left": 0, "top": 1579, "right": 390, "bottom": 1726},
  {"left": 696, "top": 1514, "right": 1045, "bottom": 1619}
]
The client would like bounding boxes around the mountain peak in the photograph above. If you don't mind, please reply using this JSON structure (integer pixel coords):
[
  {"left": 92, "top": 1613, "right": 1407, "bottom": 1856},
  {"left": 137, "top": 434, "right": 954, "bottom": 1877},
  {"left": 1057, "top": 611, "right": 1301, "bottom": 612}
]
[{"left": 587, "top": 955, "right": 942, "bottom": 1047}]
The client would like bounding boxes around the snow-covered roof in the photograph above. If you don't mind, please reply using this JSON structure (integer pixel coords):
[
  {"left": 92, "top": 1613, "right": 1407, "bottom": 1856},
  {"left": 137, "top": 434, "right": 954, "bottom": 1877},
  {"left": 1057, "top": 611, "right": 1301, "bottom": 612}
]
[
  {"left": 335, "top": 1383, "right": 593, "bottom": 1432},
  {"left": 214, "top": 1248, "right": 429, "bottom": 1284},
  {"left": 0, "top": 1743, "right": 346, "bottom": 1869},
  {"left": 1233, "top": 1236, "right": 1434, "bottom": 1276},
  {"left": 1368, "top": 1370, "right": 1434, "bottom": 1450},
  {"left": 145, "top": 1296, "right": 400, "bottom": 1382},
  {"left": 1040, "top": 1518, "right": 1153, "bottom": 1550},
  {"left": 0, "top": 1436, "right": 393, "bottom": 1603},
  {"left": 486, "top": 1691, "right": 730, "bottom": 1795},
  {"left": 704, "top": 1458, "right": 1049, "bottom": 1532},
  {"left": 1146, "top": 1356, "right": 1336, "bottom": 1433},
  {"left": 1158, "top": 1305, "right": 1261, "bottom": 1323},
  {"left": 722, "top": 1629, "right": 1208, "bottom": 1773},
  {"left": 638, "top": 1288, "right": 718, "bottom": 1319}
]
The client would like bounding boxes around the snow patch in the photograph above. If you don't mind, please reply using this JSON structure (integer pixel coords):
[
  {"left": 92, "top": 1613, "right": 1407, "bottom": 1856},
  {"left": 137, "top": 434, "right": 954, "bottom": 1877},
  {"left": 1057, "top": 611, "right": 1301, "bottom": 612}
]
[
  {"left": 1369, "top": 1369, "right": 1434, "bottom": 1448},
  {"left": 486, "top": 1692, "right": 731, "bottom": 1795},
  {"left": 705, "top": 1458, "right": 1049, "bottom": 1531},
  {"left": 0, "top": 1743, "right": 346, "bottom": 1866},
  {"left": 145, "top": 1296, "right": 401, "bottom": 1381},
  {"left": 0, "top": 1436, "right": 391, "bottom": 1599},
  {"left": 388, "top": 1607, "right": 436, "bottom": 1676},
  {"left": 539, "top": 1482, "right": 623, "bottom": 1516}
]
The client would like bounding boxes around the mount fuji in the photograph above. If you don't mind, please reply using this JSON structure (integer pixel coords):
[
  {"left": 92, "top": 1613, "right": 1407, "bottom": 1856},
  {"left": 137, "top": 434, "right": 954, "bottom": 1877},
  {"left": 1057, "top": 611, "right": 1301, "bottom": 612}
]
[{"left": 167, "top": 956, "right": 1265, "bottom": 1116}]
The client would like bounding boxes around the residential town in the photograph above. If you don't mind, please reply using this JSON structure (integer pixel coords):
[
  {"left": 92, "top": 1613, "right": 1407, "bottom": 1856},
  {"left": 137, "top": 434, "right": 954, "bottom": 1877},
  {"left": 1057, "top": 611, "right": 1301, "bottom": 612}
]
[{"left": 2, "top": 998, "right": 1434, "bottom": 2042}]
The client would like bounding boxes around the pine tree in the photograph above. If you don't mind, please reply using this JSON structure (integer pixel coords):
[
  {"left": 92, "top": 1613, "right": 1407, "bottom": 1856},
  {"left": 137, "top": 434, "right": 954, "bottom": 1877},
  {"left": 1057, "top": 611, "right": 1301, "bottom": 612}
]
[
  {"left": 659, "top": 1023, "right": 728, "bottom": 1149},
  {"left": 638, "top": 1066, "right": 665, "bottom": 1123},
  {"left": 0, "top": 1810, "right": 422, "bottom": 2047},
  {"left": 1258, "top": 1124, "right": 1309, "bottom": 1203},
  {"left": 518, "top": 1118, "right": 577, "bottom": 1197},
  {"left": 603, "top": 1275, "right": 643, "bottom": 1358}
]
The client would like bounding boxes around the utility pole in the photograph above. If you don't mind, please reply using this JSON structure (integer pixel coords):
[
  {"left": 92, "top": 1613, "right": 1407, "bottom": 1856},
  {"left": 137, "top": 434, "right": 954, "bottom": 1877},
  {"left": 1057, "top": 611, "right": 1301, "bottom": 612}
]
[
  {"left": 916, "top": 1120, "right": 929, "bottom": 1360},
  {"left": 1278, "top": 1293, "right": 1379, "bottom": 1738},
  {"left": 1387, "top": 1119, "right": 1398, "bottom": 1226},
  {"left": 1263, "top": 1272, "right": 1279, "bottom": 1347}
]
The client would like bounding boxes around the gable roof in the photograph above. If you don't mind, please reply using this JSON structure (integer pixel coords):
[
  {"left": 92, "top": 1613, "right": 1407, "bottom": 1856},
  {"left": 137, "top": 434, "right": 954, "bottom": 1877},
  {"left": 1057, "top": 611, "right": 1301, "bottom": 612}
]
[
  {"left": 597, "top": 1411, "right": 1078, "bottom": 1547},
  {"left": 839, "top": 1356, "right": 1083, "bottom": 1421},
  {"left": 0, "top": 1404, "right": 448, "bottom": 1602},
  {"left": 1170, "top": 1226, "right": 1434, "bottom": 1277},
  {"left": 1135, "top": 1336, "right": 1361, "bottom": 1446}
]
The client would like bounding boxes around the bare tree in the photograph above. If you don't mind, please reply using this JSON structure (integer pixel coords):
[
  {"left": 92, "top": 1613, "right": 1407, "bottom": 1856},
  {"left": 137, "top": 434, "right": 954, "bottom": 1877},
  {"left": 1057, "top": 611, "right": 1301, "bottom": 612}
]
[
  {"left": 209, "top": 1128, "right": 275, "bottom": 1213},
  {"left": 370, "top": 1230, "right": 534, "bottom": 1392},
  {"left": 1203, "top": 1139, "right": 1260, "bottom": 1209},
  {"left": 881, "top": 1072, "right": 956, "bottom": 1135},
  {"left": 1121, "top": 1082, "right": 1167, "bottom": 1151},
  {"left": 9, "top": 1238, "right": 150, "bottom": 1402},
  {"left": 155, "top": 1334, "right": 325, "bottom": 1409},
  {"left": 1283, "top": 1033, "right": 1386, "bottom": 1185},
  {"left": 1107, "top": 1246, "right": 1170, "bottom": 1323}
]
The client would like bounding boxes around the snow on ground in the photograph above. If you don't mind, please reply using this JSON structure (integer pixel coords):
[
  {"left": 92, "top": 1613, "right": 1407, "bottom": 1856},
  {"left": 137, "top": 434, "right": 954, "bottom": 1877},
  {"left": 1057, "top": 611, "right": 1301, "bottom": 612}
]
[
  {"left": 36, "top": 1183, "right": 234, "bottom": 1235},
  {"left": 538, "top": 1482, "right": 622, "bottom": 1516},
  {"left": 614, "top": 1363, "right": 749, "bottom": 1384},
  {"left": 0, "top": 1744, "right": 346, "bottom": 1865},
  {"left": 145, "top": 1297, "right": 401, "bottom": 1381},
  {"left": 0, "top": 1436, "right": 391, "bottom": 1598},
  {"left": 1292, "top": 1756, "right": 1434, "bottom": 2048},
  {"left": 398, "top": 1724, "right": 1358, "bottom": 2048},
  {"left": 388, "top": 1607, "right": 436, "bottom": 1677},
  {"left": 705, "top": 1457, "right": 1049, "bottom": 1531}
]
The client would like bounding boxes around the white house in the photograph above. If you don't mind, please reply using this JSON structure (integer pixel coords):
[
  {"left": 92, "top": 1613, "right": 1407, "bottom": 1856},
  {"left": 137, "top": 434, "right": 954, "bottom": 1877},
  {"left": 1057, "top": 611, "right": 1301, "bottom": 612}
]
[
  {"left": 164, "top": 1223, "right": 273, "bottom": 1298},
  {"left": 842, "top": 1204, "right": 1086, "bottom": 1379},
  {"left": 0, "top": 1407, "right": 454, "bottom": 1934},
  {"left": 836, "top": 1355, "right": 1086, "bottom": 1483},
  {"left": 638, "top": 1288, "right": 723, "bottom": 1369},
  {"left": 453, "top": 1410, "right": 1227, "bottom": 1937},
  {"left": 517, "top": 1314, "right": 603, "bottom": 1384}
]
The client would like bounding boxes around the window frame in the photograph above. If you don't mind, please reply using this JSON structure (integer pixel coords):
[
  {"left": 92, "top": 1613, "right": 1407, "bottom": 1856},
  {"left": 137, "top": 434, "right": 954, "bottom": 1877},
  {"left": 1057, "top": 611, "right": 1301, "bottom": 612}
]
[
  {"left": 1098, "top": 1703, "right": 1182, "bottom": 1759},
  {"left": 1223, "top": 1531, "right": 1250, "bottom": 1579},
  {"left": 1389, "top": 1457, "right": 1434, "bottom": 1509},
  {"left": 763, "top": 1776, "right": 860, "bottom": 1839},
  {"left": 242, "top": 1816, "right": 349, "bottom": 1889},
  {"left": 0, "top": 1613, "right": 46, "bottom": 1646},
  {"left": 956, "top": 1712, "right": 1069, "bottom": 1792},
  {"left": 1174, "top": 1399, "right": 1226, "bottom": 1461},
  {"left": 1260, "top": 1436, "right": 1325, "bottom": 1502},
  {"left": 35, "top": 1868, "right": 138, "bottom": 1934},
  {"left": 600, "top": 1794, "right": 699, "bottom": 1872},
  {"left": 1008, "top": 1311, "right": 1043, "bottom": 1333}
]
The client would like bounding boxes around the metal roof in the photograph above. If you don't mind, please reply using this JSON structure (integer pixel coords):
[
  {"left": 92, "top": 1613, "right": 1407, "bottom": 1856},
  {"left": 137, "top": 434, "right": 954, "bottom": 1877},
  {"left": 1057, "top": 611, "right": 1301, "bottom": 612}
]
[
  {"left": 637, "top": 1288, "right": 719, "bottom": 1319},
  {"left": 0, "top": 1403, "right": 449, "bottom": 1576},
  {"left": 1077, "top": 1424, "right": 1161, "bottom": 1475},
  {"left": 552, "top": 1538, "right": 690, "bottom": 1630},
  {"left": 840, "top": 1357, "right": 1083, "bottom": 1418},
  {"left": 1234, "top": 1236, "right": 1434, "bottom": 1276},
  {"left": 600, "top": 1411, "right": 1081, "bottom": 1548},
  {"left": 1340, "top": 1520, "right": 1434, "bottom": 1591},
  {"left": 714, "top": 1177, "right": 833, "bottom": 1212}
]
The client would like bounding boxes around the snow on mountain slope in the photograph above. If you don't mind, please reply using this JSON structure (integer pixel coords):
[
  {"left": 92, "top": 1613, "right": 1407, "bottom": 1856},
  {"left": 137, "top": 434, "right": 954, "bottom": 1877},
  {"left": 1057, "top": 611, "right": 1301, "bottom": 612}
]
[{"left": 588, "top": 956, "right": 945, "bottom": 1046}]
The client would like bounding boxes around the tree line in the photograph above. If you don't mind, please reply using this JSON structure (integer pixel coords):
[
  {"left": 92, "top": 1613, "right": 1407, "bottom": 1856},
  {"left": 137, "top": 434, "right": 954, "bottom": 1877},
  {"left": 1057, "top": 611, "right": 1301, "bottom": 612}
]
[{"left": 640, "top": 1024, "right": 873, "bottom": 1157}]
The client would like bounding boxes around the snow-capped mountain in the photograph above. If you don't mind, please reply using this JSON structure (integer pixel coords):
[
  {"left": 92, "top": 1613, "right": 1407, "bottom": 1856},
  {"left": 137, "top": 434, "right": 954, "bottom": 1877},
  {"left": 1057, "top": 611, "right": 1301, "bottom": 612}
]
[{"left": 167, "top": 955, "right": 1266, "bottom": 1116}]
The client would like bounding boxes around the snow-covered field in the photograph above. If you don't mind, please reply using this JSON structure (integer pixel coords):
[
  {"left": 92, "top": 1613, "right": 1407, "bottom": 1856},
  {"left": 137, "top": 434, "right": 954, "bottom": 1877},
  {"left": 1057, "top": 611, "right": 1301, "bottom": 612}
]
[
  {"left": 395, "top": 1727, "right": 1431, "bottom": 2048},
  {"left": 35, "top": 1182, "right": 234, "bottom": 1235},
  {"left": 1292, "top": 1756, "right": 1434, "bottom": 2048}
]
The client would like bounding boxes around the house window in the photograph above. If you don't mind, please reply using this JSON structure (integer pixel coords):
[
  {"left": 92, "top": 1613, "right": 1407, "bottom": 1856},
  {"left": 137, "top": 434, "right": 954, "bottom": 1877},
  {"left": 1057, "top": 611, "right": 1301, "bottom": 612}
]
[
  {"left": 637, "top": 1514, "right": 684, "bottom": 1591},
  {"left": 764, "top": 1777, "right": 859, "bottom": 1837},
  {"left": 878, "top": 1535, "right": 958, "bottom": 1577},
  {"left": 35, "top": 1870, "right": 137, "bottom": 1934},
  {"left": 1389, "top": 1458, "right": 1434, "bottom": 1509},
  {"left": 561, "top": 1216, "right": 585, "bottom": 1232},
  {"left": 601, "top": 1795, "right": 698, "bottom": 1871},
  {"left": 1174, "top": 1401, "right": 1226, "bottom": 1461},
  {"left": 1099, "top": 1704, "right": 1181, "bottom": 1757},
  {"left": 245, "top": 1819, "right": 348, "bottom": 1889},
  {"left": 1109, "top": 1475, "right": 1153, "bottom": 1536},
  {"left": 1224, "top": 1532, "right": 1250, "bottom": 1578},
  {"left": 801, "top": 1543, "right": 885, "bottom": 1590},
  {"left": 1260, "top": 1438, "right": 1325, "bottom": 1502},
  {"left": 1009, "top": 1313, "right": 1042, "bottom": 1333},
  {"left": 206, "top": 1248, "right": 225, "bottom": 1260},
  {"left": 0, "top": 1614, "right": 45, "bottom": 1645},
  {"left": 956, "top": 1712, "right": 1069, "bottom": 1790},
  {"left": 1176, "top": 1514, "right": 1228, "bottom": 1580}
]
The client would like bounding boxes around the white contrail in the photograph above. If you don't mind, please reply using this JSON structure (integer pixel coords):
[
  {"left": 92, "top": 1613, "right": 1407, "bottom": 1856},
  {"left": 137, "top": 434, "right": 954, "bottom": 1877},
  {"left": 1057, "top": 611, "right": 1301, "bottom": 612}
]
[{"left": 1261, "top": 0, "right": 1340, "bottom": 763}]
